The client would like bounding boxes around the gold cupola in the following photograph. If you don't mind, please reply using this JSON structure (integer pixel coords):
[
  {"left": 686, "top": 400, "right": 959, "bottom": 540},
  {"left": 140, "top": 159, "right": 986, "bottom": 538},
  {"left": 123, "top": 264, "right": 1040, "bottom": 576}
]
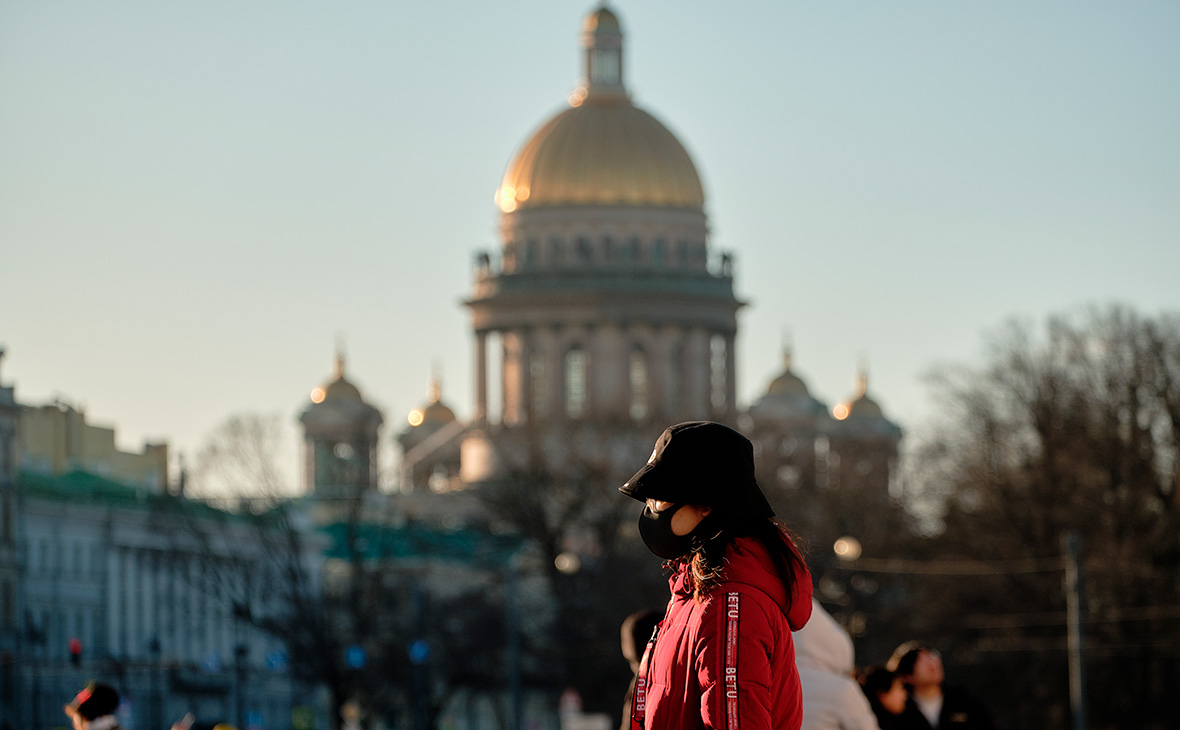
[{"left": 495, "top": 4, "right": 705, "bottom": 213}]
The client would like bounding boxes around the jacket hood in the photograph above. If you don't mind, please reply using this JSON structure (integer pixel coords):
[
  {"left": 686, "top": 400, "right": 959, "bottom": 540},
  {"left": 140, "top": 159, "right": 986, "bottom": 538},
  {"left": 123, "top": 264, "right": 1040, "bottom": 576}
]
[
  {"left": 792, "top": 598, "right": 855, "bottom": 674},
  {"left": 674, "top": 535, "right": 812, "bottom": 630}
]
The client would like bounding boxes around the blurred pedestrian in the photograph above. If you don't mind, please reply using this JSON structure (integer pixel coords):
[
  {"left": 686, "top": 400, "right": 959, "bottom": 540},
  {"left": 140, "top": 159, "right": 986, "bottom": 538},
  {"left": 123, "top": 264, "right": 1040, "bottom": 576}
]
[
  {"left": 887, "top": 642, "right": 995, "bottom": 730},
  {"left": 857, "top": 666, "right": 909, "bottom": 730},
  {"left": 619, "top": 421, "right": 814, "bottom": 730},
  {"left": 63, "top": 682, "right": 123, "bottom": 730},
  {"left": 793, "top": 599, "right": 879, "bottom": 730},
  {"left": 619, "top": 608, "right": 662, "bottom": 730}
]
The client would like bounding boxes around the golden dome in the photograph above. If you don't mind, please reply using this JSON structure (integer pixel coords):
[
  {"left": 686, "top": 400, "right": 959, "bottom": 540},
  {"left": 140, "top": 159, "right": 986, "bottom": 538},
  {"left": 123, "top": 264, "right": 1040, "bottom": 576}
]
[
  {"left": 766, "top": 348, "right": 811, "bottom": 397},
  {"left": 848, "top": 394, "right": 884, "bottom": 419},
  {"left": 495, "top": 5, "right": 704, "bottom": 213},
  {"left": 310, "top": 352, "right": 364, "bottom": 404},
  {"left": 497, "top": 102, "right": 705, "bottom": 212},
  {"left": 835, "top": 367, "right": 885, "bottom": 420},
  {"left": 322, "top": 377, "right": 362, "bottom": 403},
  {"left": 406, "top": 373, "right": 457, "bottom": 428}
]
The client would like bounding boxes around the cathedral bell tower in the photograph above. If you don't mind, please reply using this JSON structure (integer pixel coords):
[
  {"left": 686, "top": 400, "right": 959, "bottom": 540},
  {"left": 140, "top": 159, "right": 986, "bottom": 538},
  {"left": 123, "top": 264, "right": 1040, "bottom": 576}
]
[{"left": 299, "top": 351, "right": 383, "bottom": 497}]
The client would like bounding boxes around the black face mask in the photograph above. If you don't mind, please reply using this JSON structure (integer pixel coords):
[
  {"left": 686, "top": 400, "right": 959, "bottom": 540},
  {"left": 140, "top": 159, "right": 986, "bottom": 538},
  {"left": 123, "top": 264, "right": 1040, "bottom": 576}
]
[{"left": 638, "top": 504, "right": 718, "bottom": 560}]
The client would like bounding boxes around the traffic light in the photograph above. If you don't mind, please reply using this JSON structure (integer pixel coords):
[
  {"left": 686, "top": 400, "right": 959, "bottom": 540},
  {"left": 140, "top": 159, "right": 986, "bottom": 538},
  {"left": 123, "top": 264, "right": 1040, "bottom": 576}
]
[{"left": 69, "top": 637, "right": 82, "bottom": 667}]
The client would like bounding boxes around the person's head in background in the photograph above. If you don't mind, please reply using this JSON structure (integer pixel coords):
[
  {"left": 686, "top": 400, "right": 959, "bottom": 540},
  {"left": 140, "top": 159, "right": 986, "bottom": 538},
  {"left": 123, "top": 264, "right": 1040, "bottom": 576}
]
[
  {"left": 889, "top": 641, "right": 945, "bottom": 696},
  {"left": 64, "top": 683, "right": 120, "bottom": 730},
  {"left": 859, "top": 665, "right": 908, "bottom": 715},
  {"left": 620, "top": 608, "right": 661, "bottom": 673}
]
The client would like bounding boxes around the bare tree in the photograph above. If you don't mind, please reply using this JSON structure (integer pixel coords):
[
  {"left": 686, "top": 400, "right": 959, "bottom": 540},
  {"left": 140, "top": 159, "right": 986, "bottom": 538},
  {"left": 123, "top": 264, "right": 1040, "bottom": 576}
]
[
  {"left": 906, "top": 305, "right": 1180, "bottom": 730},
  {"left": 168, "top": 412, "right": 525, "bottom": 730},
  {"left": 189, "top": 411, "right": 295, "bottom": 502},
  {"left": 476, "top": 420, "right": 670, "bottom": 718}
]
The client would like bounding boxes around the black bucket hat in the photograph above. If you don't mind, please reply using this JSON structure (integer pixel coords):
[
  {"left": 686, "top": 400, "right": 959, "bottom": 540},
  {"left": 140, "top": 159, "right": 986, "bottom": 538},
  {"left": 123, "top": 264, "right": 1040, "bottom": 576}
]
[{"left": 620, "top": 421, "right": 775, "bottom": 518}]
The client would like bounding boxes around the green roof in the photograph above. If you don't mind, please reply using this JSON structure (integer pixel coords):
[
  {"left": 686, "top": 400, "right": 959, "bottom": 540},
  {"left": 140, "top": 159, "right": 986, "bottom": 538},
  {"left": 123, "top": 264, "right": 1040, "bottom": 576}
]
[
  {"left": 321, "top": 522, "right": 523, "bottom": 566},
  {"left": 17, "top": 468, "right": 146, "bottom": 506},
  {"left": 16, "top": 469, "right": 246, "bottom": 522}
]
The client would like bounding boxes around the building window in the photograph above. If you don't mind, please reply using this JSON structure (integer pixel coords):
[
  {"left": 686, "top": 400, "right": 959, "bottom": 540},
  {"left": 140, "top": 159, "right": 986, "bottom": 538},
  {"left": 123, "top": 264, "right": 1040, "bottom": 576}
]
[
  {"left": 710, "top": 334, "right": 727, "bottom": 412},
  {"left": 1, "top": 580, "right": 12, "bottom": 628},
  {"left": 575, "top": 237, "right": 593, "bottom": 266},
  {"left": 548, "top": 236, "right": 563, "bottom": 267},
  {"left": 669, "top": 339, "right": 685, "bottom": 413},
  {"left": 629, "top": 347, "right": 649, "bottom": 420},
  {"left": 524, "top": 238, "right": 537, "bottom": 268},
  {"left": 590, "top": 49, "right": 620, "bottom": 84},
  {"left": 565, "top": 347, "right": 588, "bottom": 419},
  {"left": 624, "top": 237, "right": 640, "bottom": 264},
  {"left": 530, "top": 351, "right": 548, "bottom": 418},
  {"left": 503, "top": 240, "right": 517, "bottom": 272},
  {"left": 0, "top": 490, "right": 10, "bottom": 542},
  {"left": 652, "top": 238, "right": 666, "bottom": 267}
]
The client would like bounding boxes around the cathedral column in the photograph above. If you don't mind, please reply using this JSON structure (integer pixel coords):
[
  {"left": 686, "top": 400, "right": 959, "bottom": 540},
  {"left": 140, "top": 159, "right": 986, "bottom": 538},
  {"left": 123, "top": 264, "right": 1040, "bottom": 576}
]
[
  {"left": 725, "top": 331, "right": 737, "bottom": 419},
  {"left": 475, "top": 332, "right": 488, "bottom": 422},
  {"left": 501, "top": 330, "right": 526, "bottom": 426},
  {"left": 686, "top": 327, "right": 710, "bottom": 418},
  {"left": 591, "top": 323, "right": 626, "bottom": 418},
  {"left": 651, "top": 327, "right": 677, "bottom": 420},
  {"left": 547, "top": 328, "right": 566, "bottom": 419}
]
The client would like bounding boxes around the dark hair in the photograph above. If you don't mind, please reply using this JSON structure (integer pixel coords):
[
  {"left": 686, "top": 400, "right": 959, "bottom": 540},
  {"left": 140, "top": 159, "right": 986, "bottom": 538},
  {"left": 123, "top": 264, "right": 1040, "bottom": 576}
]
[
  {"left": 620, "top": 608, "right": 661, "bottom": 665},
  {"left": 859, "top": 666, "right": 895, "bottom": 701},
  {"left": 858, "top": 665, "right": 904, "bottom": 719},
  {"left": 672, "top": 514, "right": 806, "bottom": 604},
  {"left": 888, "top": 641, "right": 930, "bottom": 677}
]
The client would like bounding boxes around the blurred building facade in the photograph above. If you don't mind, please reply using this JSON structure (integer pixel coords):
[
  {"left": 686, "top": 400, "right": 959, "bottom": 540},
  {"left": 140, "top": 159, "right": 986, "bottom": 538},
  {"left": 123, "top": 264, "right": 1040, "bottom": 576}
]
[
  {"left": 19, "top": 399, "right": 169, "bottom": 492},
  {"left": 0, "top": 350, "right": 20, "bottom": 725},
  {"left": 0, "top": 358, "right": 304, "bottom": 730}
]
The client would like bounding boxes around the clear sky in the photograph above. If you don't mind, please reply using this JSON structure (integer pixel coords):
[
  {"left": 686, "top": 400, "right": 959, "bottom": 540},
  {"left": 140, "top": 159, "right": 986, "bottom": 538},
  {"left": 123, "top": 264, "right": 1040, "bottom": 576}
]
[{"left": 2, "top": 1, "right": 1178, "bottom": 489}]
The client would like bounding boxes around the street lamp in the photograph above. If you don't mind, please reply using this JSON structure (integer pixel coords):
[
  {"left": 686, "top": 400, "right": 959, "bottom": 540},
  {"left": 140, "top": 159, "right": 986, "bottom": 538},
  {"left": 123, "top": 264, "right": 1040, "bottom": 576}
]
[
  {"left": 831, "top": 536, "right": 876, "bottom": 642},
  {"left": 833, "top": 536, "right": 862, "bottom": 562}
]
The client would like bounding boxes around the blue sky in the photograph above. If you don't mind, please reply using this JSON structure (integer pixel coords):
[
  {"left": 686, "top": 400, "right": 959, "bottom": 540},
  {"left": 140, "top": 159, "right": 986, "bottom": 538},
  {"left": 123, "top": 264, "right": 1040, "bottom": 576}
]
[{"left": 2, "top": 1, "right": 1177, "bottom": 487}]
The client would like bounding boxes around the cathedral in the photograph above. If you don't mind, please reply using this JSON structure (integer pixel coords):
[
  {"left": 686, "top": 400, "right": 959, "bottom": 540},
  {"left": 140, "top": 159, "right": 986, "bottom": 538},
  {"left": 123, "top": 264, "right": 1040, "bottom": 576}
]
[{"left": 298, "top": 4, "right": 902, "bottom": 520}]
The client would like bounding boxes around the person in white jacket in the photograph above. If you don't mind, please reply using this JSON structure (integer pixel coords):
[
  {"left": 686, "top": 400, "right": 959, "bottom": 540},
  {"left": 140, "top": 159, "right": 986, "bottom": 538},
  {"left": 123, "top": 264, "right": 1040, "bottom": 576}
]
[{"left": 793, "top": 599, "right": 881, "bottom": 730}]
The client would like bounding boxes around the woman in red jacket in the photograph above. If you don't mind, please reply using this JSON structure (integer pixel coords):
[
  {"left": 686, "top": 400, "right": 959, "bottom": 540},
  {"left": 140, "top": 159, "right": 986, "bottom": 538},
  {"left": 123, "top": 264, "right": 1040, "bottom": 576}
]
[{"left": 620, "top": 421, "right": 813, "bottom": 730}]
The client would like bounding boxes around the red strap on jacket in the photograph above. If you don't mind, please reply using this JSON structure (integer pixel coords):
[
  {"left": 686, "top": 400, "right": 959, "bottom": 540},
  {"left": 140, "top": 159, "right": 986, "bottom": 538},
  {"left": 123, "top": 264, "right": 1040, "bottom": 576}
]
[
  {"left": 723, "top": 591, "right": 741, "bottom": 730},
  {"left": 631, "top": 623, "right": 659, "bottom": 730}
]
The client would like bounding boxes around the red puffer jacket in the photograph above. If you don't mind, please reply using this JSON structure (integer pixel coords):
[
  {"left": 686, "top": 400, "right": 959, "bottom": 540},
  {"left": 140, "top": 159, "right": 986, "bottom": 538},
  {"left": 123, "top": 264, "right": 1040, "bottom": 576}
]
[{"left": 632, "top": 536, "right": 813, "bottom": 730}]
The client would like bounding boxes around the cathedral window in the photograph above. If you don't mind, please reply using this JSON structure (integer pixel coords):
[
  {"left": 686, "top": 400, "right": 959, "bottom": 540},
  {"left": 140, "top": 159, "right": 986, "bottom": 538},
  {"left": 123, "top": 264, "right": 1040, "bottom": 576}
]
[
  {"left": 526, "top": 239, "right": 537, "bottom": 265},
  {"left": 565, "top": 347, "right": 588, "bottom": 419},
  {"left": 624, "top": 237, "right": 640, "bottom": 264},
  {"left": 548, "top": 236, "right": 563, "bottom": 267},
  {"left": 710, "top": 334, "right": 727, "bottom": 412},
  {"left": 669, "top": 339, "right": 685, "bottom": 413},
  {"left": 503, "top": 240, "right": 517, "bottom": 273},
  {"left": 530, "top": 351, "right": 548, "bottom": 417},
  {"left": 590, "top": 49, "right": 620, "bottom": 85},
  {"left": 575, "top": 236, "right": 593, "bottom": 266},
  {"left": 629, "top": 347, "right": 649, "bottom": 420}
]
